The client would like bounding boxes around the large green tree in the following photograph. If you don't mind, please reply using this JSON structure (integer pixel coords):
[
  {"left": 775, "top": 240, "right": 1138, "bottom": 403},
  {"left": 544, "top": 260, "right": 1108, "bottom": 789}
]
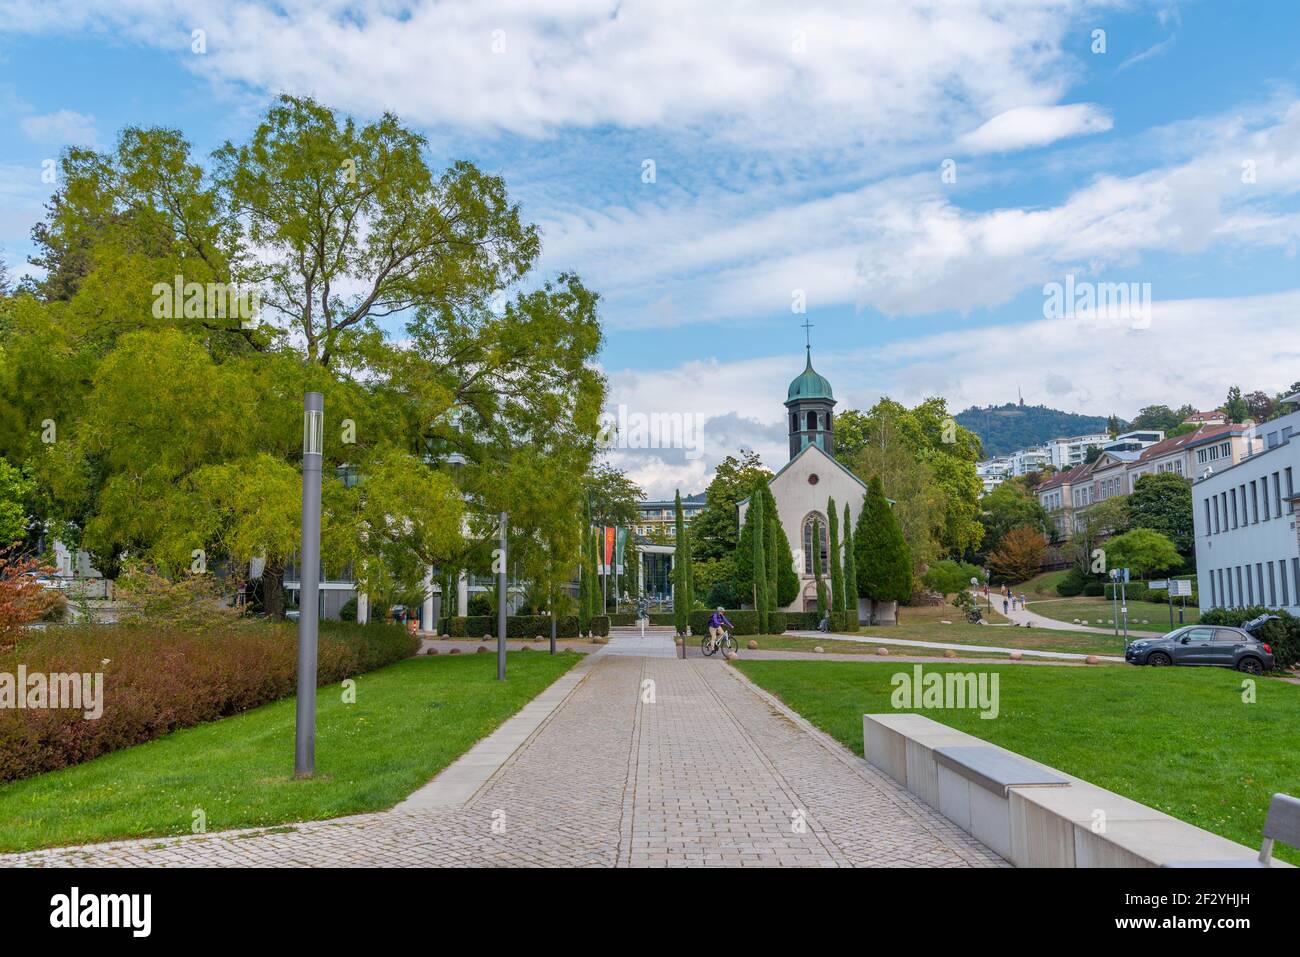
[
  {"left": 855, "top": 476, "right": 912, "bottom": 604},
  {"left": 1103, "top": 528, "right": 1183, "bottom": 579},
  {"left": 691, "top": 450, "right": 769, "bottom": 561},
  {"left": 980, "top": 481, "right": 1053, "bottom": 555},
  {"left": 8, "top": 98, "right": 607, "bottom": 615},
  {"left": 1126, "top": 472, "right": 1194, "bottom": 556}
]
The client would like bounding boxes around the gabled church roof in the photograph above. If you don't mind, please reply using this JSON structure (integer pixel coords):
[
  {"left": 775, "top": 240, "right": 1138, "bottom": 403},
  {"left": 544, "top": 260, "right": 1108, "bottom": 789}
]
[{"left": 738, "top": 441, "right": 874, "bottom": 508}]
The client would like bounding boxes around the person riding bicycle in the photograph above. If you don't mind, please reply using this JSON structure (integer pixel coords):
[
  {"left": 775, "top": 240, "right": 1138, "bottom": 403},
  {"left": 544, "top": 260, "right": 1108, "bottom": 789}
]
[{"left": 708, "top": 607, "right": 734, "bottom": 643}]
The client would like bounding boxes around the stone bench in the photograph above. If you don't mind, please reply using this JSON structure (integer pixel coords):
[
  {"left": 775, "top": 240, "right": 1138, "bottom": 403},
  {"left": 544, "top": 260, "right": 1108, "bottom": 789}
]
[{"left": 864, "top": 713, "right": 1292, "bottom": 868}]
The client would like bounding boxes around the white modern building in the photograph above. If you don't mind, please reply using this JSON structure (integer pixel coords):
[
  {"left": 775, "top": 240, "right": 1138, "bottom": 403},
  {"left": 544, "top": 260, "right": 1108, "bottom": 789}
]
[
  {"left": 1193, "top": 398, "right": 1300, "bottom": 614},
  {"left": 976, "top": 457, "right": 1013, "bottom": 494},
  {"left": 1045, "top": 433, "right": 1112, "bottom": 469}
]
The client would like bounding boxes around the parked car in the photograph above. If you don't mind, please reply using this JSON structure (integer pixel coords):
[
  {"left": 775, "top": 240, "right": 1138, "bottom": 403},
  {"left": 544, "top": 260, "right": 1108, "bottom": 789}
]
[{"left": 1125, "top": 615, "right": 1278, "bottom": 674}]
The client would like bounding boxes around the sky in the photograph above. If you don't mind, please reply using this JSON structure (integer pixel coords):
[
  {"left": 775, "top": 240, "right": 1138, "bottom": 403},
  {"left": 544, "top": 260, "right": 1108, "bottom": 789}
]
[{"left": 1, "top": 0, "right": 1299, "bottom": 498}]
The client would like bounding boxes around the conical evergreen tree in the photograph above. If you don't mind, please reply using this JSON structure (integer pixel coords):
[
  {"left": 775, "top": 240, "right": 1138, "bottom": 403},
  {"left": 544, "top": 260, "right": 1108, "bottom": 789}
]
[
  {"left": 855, "top": 476, "right": 912, "bottom": 604},
  {"left": 762, "top": 487, "right": 778, "bottom": 614},
  {"left": 752, "top": 492, "right": 769, "bottom": 633},
  {"left": 732, "top": 478, "right": 765, "bottom": 604},
  {"left": 578, "top": 504, "right": 591, "bottom": 634},
  {"left": 763, "top": 487, "right": 800, "bottom": 607},
  {"left": 828, "top": 496, "right": 845, "bottom": 614},
  {"left": 843, "top": 501, "right": 859, "bottom": 625},
  {"left": 588, "top": 520, "right": 601, "bottom": 626},
  {"left": 673, "top": 491, "right": 689, "bottom": 636},
  {"left": 812, "top": 518, "right": 827, "bottom": 618}
]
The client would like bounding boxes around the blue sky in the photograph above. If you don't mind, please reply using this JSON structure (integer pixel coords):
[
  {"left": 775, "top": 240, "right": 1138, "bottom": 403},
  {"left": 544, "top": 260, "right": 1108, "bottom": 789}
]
[{"left": 2, "top": 1, "right": 1299, "bottom": 495}]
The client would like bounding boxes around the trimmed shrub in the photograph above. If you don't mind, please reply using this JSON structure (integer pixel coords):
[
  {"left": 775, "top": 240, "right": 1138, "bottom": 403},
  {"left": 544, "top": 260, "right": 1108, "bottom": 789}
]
[
  {"left": 689, "top": 609, "right": 761, "bottom": 636},
  {"left": 0, "top": 620, "right": 416, "bottom": 783},
  {"left": 1082, "top": 580, "right": 1105, "bottom": 597},
  {"left": 1055, "top": 568, "right": 1088, "bottom": 597},
  {"left": 1201, "top": 606, "right": 1300, "bottom": 670},
  {"left": 439, "top": 614, "right": 609, "bottom": 638},
  {"left": 338, "top": 597, "right": 358, "bottom": 622}
]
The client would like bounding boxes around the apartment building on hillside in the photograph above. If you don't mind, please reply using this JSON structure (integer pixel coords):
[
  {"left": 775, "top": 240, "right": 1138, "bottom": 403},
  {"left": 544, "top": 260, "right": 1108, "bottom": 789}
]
[{"left": 1037, "top": 422, "right": 1258, "bottom": 538}]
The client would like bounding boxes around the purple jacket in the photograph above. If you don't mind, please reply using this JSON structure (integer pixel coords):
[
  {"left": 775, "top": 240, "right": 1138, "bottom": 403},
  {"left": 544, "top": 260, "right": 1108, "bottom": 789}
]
[{"left": 708, "top": 612, "right": 732, "bottom": 629}]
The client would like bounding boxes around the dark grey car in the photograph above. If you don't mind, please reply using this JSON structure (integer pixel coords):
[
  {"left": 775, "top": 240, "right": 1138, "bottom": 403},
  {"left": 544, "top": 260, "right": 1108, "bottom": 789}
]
[{"left": 1125, "top": 615, "right": 1278, "bottom": 674}]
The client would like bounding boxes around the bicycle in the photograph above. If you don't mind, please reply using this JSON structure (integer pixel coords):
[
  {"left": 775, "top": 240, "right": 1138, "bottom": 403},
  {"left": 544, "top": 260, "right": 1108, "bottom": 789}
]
[{"left": 701, "top": 627, "right": 737, "bottom": 657}]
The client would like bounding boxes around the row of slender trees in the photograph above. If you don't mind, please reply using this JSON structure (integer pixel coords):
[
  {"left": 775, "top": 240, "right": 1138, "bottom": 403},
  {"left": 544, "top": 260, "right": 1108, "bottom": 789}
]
[{"left": 666, "top": 473, "right": 911, "bottom": 633}]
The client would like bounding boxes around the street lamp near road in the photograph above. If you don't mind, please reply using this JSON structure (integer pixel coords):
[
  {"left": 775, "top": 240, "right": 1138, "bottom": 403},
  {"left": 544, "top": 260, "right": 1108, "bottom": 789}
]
[{"left": 295, "top": 392, "right": 324, "bottom": 778}]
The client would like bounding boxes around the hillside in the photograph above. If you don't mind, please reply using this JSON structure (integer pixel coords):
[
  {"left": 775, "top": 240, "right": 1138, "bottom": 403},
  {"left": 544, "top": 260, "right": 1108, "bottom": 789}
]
[{"left": 956, "top": 403, "right": 1113, "bottom": 457}]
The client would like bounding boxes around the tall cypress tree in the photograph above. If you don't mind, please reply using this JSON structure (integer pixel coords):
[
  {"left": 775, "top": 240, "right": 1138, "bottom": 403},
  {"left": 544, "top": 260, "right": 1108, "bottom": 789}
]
[
  {"left": 588, "top": 521, "right": 601, "bottom": 624},
  {"left": 673, "top": 490, "right": 688, "bottom": 635},
  {"left": 812, "top": 518, "right": 827, "bottom": 618},
  {"left": 855, "top": 476, "right": 912, "bottom": 605},
  {"left": 578, "top": 504, "right": 591, "bottom": 634},
  {"left": 762, "top": 485, "right": 799, "bottom": 607},
  {"left": 682, "top": 515, "right": 694, "bottom": 616},
  {"left": 828, "top": 496, "right": 845, "bottom": 615},
  {"left": 762, "top": 486, "right": 778, "bottom": 613},
  {"left": 752, "top": 492, "right": 769, "bottom": 633},
  {"left": 843, "top": 501, "right": 859, "bottom": 625}
]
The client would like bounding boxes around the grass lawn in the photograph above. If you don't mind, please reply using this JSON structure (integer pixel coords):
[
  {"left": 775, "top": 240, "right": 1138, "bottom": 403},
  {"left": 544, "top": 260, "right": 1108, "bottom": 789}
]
[
  {"left": 833, "top": 604, "right": 1126, "bottom": 656},
  {"left": 0, "top": 651, "right": 578, "bottom": 854},
  {"left": 747, "top": 633, "right": 1006, "bottom": 659},
  {"left": 734, "top": 658, "right": 1300, "bottom": 864},
  {"left": 1026, "top": 596, "right": 1199, "bottom": 628}
]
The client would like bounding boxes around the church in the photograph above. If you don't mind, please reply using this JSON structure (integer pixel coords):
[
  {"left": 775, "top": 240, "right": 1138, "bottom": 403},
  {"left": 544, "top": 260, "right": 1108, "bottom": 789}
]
[{"left": 737, "top": 344, "right": 893, "bottom": 625}]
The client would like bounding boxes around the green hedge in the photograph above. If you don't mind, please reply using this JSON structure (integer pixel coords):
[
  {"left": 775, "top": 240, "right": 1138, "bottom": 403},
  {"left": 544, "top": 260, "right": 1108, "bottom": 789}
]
[
  {"left": 438, "top": 615, "right": 609, "bottom": 638},
  {"left": 682, "top": 608, "right": 855, "bottom": 635},
  {"left": 0, "top": 620, "right": 416, "bottom": 784},
  {"left": 1201, "top": 606, "right": 1299, "bottom": 669},
  {"left": 1103, "top": 580, "right": 1198, "bottom": 605}
]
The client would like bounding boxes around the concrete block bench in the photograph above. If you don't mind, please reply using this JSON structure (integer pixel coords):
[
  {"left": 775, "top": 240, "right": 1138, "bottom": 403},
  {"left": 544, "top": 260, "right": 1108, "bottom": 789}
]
[{"left": 864, "top": 713, "right": 1292, "bottom": 868}]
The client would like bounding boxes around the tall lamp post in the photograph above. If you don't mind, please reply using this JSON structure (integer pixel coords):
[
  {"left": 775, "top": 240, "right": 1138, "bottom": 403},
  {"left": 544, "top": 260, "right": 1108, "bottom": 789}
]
[
  {"left": 497, "top": 511, "right": 507, "bottom": 681},
  {"left": 295, "top": 392, "right": 324, "bottom": 778}
]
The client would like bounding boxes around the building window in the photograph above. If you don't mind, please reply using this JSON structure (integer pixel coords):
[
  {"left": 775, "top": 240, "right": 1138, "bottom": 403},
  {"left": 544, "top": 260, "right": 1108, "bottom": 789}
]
[
  {"left": 801, "top": 512, "right": 829, "bottom": 575},
  {"left": 1282, "top": 562, "right": 1290, "bottom": 607},
  {"left": 1235, "top": 566, "right": 1244, "bottom": 606},
  {"left": 1268, "top": 561, "right": 1277, "bottom": 606},
  {"left": 806, "top": 410, "right": 817, "bottom": 431},
  {"left": 1209, "top": 498, "right": 1218, "bottom": 534},
  {"left": 1274, "top": 472, "right": 1283, "bottom": 517},
  {"left": 1230, "top": 488, "right": 1238, "bottom": 528},
  {"left": 1209, "top": 569, "right": 1217, "bottom": 607}
]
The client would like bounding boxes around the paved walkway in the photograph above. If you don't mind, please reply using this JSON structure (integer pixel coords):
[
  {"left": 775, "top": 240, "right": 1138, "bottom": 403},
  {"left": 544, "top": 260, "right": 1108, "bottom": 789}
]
[
  {"left": 785, "top": 630, "right": 1124, "bottom": 662},
  {"left": 598, "top": 626, "right": 679, "bottom": 659},
  {"left": 1009, "top": 602, "right": 1161, "bottom": 638},
  {"left": 1, "top": 655, "right": 1001, "bottom": 868}
]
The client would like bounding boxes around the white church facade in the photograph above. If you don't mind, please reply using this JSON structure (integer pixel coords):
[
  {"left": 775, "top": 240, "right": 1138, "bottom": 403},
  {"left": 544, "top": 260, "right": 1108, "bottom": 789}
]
[{"left": 737, "top": 347, "right": 893, "bottom": 625}]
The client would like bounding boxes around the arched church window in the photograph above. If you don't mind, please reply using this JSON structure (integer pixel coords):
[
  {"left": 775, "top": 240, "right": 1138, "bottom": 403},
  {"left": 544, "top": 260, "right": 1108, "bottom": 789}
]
[
  {"left": 791, "top": 412, "right": 798, "bottom": 433},
  {"left": 806, "top": 410, "right": 817, "bottom": 431},
  {"left": 801, "top": 511, "right": 829, "bottom": 574}
]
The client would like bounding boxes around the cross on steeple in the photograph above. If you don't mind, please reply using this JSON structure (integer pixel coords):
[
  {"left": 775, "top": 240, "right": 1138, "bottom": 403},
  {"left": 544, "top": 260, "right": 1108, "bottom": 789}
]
[{"left": 801, "top": 317, "right": 814, "bottom": 353}]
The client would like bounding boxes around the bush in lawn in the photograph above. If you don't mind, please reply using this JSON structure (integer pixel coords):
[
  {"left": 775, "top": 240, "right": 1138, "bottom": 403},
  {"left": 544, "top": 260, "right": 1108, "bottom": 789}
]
[
  {"left": 1201, "top": 606, "right": 1300, "bottom": 669},
  {"left": 0, "top": 619, "right": 416, "bottom": 783},
  {"left": 1082, "top": 580, "right": 1105, "bottom": 597},
  {"left": 338, "top": 597, "right": 358, "bottom": 622},
  {"left": 923, "top": 559, "right": 986, "bottom": 597},
  {"left": 1055, "top": 567, "right": 1088, "bottom": 597},
  {"left": 467, "top": 594, "right": 491, "bottom": 617}
]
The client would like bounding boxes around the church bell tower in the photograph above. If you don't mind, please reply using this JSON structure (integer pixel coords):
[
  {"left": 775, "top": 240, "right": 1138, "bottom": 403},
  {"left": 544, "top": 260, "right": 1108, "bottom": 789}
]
[{"left": 784, "top": 337, "right": 836, "bottom": 460}]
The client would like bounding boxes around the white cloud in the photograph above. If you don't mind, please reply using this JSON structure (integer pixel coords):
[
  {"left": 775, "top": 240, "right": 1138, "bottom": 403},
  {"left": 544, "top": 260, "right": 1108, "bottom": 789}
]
[
  {"left": 0, "top": 0, "right": 1091, "bottom": 148},
  {"left": 20, "top": 109, "right": 97, "bottom": 146},
  {"left": 606, "top": 287, "right": 1300, "bottom": 496},
  {"left": 957, "top": 103, "right": 1112, "bottom": 154}
]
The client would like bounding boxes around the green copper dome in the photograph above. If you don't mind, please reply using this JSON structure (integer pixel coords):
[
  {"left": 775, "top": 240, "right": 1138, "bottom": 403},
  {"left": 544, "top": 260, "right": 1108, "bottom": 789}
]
[{"left": 786, "top": 349, "right": 834, "bottom": 402}]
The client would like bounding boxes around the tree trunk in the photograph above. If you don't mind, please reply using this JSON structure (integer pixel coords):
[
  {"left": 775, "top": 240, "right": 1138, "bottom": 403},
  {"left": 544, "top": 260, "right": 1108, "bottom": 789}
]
[{"left": 264, "top": 557, "right": 286, "bottom": 620}]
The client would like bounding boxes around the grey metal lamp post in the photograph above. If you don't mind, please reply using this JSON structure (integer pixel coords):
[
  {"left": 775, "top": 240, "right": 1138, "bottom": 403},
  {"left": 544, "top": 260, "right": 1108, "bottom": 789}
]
[
  {"left": 498, "top": 511, "right": 507, "bottom": 681},
  {"left": 295, "top": 392, "right": 324, "bottom": 778}
]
